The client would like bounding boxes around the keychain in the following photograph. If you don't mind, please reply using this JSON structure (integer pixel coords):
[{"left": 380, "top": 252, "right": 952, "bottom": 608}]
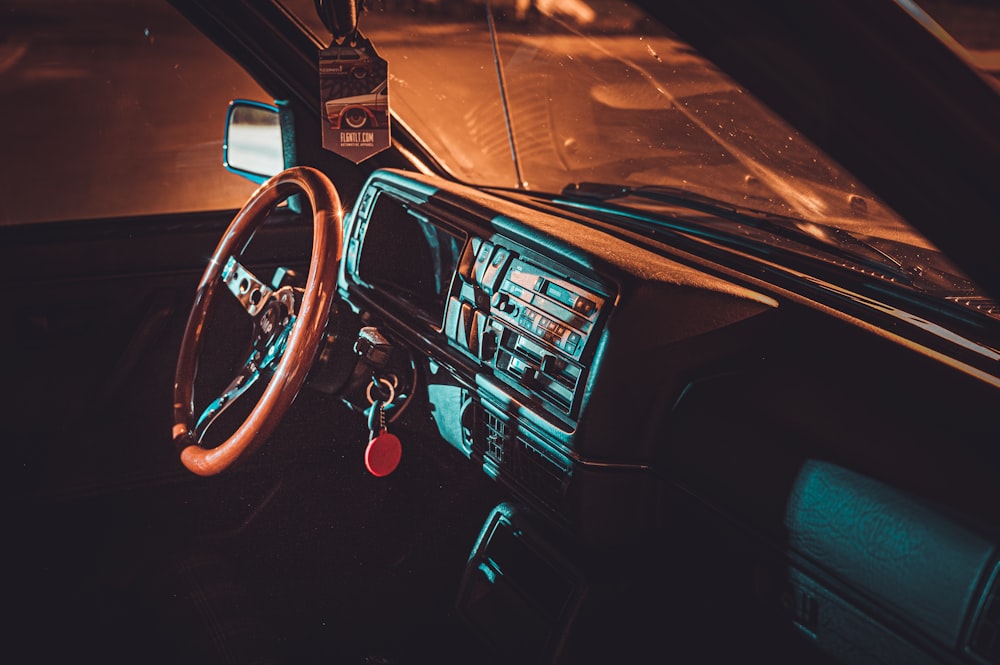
[{"left": 364, "top": 376, "right": 401, "bottom": 477}]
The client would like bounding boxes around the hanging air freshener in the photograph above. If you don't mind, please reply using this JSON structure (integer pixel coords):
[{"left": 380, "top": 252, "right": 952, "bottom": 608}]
[{"left": 319, "top": 33, "right": 390, "bottom": 163}]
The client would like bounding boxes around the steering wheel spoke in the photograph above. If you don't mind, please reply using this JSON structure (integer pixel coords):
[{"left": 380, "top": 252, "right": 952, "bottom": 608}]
[
  {"left": 222, "top": 256, "right": 274, "bottom": 317},
  {"left": 194, "top": 348, "right": 264, "bottom": 443},
  {"left": 191, "top": 307, "right": 294, "bottom": 442}
]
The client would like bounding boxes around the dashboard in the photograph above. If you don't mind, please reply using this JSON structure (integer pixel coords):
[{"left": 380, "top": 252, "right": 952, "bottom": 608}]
[
  {"left": 337, "top": 169, "right": 1000, "bottom": 665},
  {"left": 339, "top": 168, "right": 777, "bottom": 543}
]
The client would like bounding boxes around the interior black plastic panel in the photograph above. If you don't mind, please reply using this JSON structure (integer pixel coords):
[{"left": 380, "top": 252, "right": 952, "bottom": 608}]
[{"left": 663, "top": 307, "right": 1000, "bottom": 665}]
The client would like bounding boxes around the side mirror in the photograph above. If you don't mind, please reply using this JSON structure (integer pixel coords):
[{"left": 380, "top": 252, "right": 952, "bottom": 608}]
[{"left": 223, "top": 100, "right": 287, "bottom": 184}]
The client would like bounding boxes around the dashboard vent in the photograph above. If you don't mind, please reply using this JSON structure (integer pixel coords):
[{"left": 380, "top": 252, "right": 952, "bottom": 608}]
[
  {"left": 969, "top": 563, "right": 1000, "bottom": 664},
  {"left": 475, "top": 407, "right": 569, "bottom": 510},
  {"left": 482, "top": 410, "right": 508, "bottom": 462}
]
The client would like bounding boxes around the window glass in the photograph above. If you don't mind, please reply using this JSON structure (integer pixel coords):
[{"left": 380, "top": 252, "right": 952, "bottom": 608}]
[
  {"left": 914, "top": 0, "right": 1000, "bottom": 80},
  {"left": 0, "top": 0, "right": 271, "bottom": 226}
]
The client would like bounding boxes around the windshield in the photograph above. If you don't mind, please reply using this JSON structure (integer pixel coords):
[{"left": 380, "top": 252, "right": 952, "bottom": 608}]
[{"left": 281, "top": 0, "right": 995, "bottom": 251}]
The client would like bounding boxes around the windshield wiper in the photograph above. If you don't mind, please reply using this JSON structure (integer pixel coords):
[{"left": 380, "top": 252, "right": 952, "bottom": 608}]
[
  {"left": 486, "top": 2, "right": 525, "bottom": 189},
  {"left": 560, "top": 181, "right": 910, "bottom": 282}
]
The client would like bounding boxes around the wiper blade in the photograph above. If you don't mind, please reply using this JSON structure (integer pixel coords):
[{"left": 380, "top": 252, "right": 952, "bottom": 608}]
[
  {"left": 560, "top": 181, "right": 908, "bottom": 280},
  {"left": 563, "top": 181, "right": 749, "bottom": 217}
]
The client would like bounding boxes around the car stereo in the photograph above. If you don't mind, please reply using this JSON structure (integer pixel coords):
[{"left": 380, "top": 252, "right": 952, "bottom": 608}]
[{"left": 447, "top": 241, "right": 608, "bottom": 418}]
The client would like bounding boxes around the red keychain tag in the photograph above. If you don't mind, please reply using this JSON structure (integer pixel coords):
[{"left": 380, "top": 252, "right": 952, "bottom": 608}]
[
  {"left": 319, "top": 35, "right": 390, "bottom": 163},
  {"left": 365, "top": 430, "right": 401, "bottom": 477}
]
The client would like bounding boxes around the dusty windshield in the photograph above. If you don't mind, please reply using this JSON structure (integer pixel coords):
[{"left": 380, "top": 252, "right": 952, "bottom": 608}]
[{"left": 282, "top": 0, "right": 980, "bottom": 249}]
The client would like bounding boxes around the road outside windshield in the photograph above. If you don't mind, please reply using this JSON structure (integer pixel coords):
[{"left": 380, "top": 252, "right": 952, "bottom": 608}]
[{"left": 0, "top": 0, "right": 270, "bottom": 226}]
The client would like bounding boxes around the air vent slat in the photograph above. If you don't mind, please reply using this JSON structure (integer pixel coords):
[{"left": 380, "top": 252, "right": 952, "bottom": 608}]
[{"left": 474, "top": 406, "right": 569, "bottom": 510}]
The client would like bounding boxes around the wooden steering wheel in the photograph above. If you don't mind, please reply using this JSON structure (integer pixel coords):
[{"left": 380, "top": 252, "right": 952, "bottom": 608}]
[{"left": 172, "top": 167, "right": 343, "bottom": 476}]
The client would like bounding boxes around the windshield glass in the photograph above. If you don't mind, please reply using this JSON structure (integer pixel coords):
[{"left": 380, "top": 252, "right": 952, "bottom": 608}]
[
  {"left": 903, "top": 0, "right": 1000, "bottom": 81},
  {"left": 280, "top": 0, "right": 992, "bottom": 251}
]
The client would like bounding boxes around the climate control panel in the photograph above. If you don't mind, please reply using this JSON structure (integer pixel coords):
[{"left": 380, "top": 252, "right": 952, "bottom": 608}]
[{"left": 445, "top": 236, "right": 611, "bottom": 420}]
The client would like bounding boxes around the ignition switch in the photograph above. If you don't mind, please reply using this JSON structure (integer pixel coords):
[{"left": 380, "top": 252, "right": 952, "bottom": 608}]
[{"left": 354, "top": 326, "right": 393, "bottom": 372}]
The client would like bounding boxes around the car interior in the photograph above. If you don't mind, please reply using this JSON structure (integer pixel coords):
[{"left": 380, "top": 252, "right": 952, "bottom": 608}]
[{"left": 5, "top": 0, "right": 1000, "bottom": 664}]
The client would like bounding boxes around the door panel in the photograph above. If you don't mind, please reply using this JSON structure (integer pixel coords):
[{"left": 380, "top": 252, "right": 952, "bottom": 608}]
[{"left": 2, "top": 208, "right": 314, "bottom": 501}]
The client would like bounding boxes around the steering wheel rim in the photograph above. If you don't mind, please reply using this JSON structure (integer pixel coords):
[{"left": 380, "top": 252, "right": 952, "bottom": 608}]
[{"left": 172, "top": 166, "right": 343, "bottom": 476}]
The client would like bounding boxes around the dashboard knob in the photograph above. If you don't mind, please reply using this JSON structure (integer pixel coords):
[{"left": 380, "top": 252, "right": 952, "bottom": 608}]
[{"left": 491, "top": 292, "right": 517, "bottom": 314}]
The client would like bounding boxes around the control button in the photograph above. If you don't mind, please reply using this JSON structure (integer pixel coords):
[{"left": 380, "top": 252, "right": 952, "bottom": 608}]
[
  {"left": 481, "top": 247, "right": 512, "bottom": 294},
  {"left": 564, "top": 332, "right": 582, "bottom": 354},
  {"left": 345, "top": 238, "right": 360, "bottom": 269},
  {"left": 574, "top": 297, "right": 596, "bottom": 316},
  {"left": 476, "top": 241, "right": 494, "bottom": 264},
  {"left": 507, "top": 356, "right": 536, "bottom": 382},
  {"left": 458, "top": 237, "right": 483, "bottom": 279},
  {"left": 445, "top": 296, "right": 464, "bottom": 340},
  {"left": 474, "top": 242, "right": 495, "bottom": 285},
  {"left": 491, "top": 292, "right": 517, "bottom": 314}
]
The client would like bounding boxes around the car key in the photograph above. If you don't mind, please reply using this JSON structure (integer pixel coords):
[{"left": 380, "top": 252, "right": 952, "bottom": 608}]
[{"left": 365, "top": 398, "right": 401, "bottom": 477}]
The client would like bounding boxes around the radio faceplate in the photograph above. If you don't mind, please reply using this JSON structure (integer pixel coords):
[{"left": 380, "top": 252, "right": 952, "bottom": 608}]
[{"left": 445, "top": 237, "right": 610, "bottom": 421}]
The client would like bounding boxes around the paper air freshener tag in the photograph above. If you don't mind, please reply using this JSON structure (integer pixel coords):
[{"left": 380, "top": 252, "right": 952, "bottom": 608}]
[{"left": 319, "top": 35, "right": 390, "bottom": 163}]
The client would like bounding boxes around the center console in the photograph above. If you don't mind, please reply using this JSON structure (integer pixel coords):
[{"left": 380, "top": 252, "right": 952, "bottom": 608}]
[
  {"left": 445, "top": 233, "right": 612, "bottom": 514},
  {"left": 447, "top": 241, "right": 608, "bottom": 420}
]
